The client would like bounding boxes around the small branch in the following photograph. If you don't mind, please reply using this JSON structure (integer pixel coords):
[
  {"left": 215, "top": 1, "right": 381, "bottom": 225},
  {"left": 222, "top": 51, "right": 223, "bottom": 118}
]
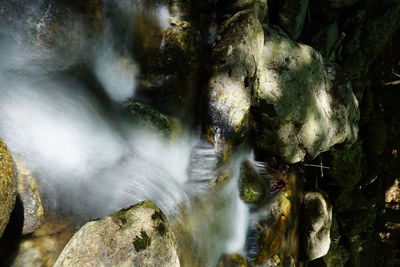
[
  {"left": 383, "top": 80, "right": 400, "bottom": 86},
  {"left": 303, "top": 164, "right": 330, "bottom": 169}
]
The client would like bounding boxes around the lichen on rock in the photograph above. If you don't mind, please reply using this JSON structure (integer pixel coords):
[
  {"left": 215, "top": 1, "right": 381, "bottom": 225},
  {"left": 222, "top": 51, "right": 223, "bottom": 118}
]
[
  {"left": 0, "top": 140, "right": 17, "bottom": 237},
  {"left": 54, "top": 201, "right": 180, "bottom": 267}
]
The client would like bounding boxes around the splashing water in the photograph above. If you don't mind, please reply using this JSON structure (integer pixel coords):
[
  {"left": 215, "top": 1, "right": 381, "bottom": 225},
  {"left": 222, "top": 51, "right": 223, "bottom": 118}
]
[{"left": 0, "top": 0, "right": 251, "bottom": 264}]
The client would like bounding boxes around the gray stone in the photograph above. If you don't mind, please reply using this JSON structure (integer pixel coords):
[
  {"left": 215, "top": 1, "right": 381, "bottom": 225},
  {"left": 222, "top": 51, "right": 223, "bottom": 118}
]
[
  {"left": 54, "top": 201, "right": 180, "bottom": 267},
  {"left": 253, "top": 25, "right": 359, "bottom": 163},
  {"left": 205, "top": 10, "right": 264, "bottom": 148},
  {"left": 300, "top": 191, "right": 332, "bottom": 261}
]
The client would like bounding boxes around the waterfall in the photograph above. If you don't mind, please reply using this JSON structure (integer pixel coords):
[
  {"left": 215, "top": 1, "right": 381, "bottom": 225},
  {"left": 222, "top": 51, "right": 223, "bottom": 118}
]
[{"left": 0, "top": 0, "right": 251, "bottom": 264}]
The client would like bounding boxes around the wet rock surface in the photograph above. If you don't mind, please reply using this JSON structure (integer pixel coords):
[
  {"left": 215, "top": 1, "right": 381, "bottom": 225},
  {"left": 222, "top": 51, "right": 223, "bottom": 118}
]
[
  {"left": 205, "top": 10, "right": 264, "bottom": 150},
  {"left": 15, "top": 159, "right": 45, "bottom": 235},
  {"left": 0, "top": 140, "right": 17, "bottom": 237},
  {"left": 54, "top": 201, "right": 180, "bottom": 267}
]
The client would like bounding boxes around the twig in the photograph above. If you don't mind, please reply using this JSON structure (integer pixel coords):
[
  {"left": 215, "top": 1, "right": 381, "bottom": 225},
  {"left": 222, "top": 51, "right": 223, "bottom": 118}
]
[
  {"left": 303, "top": 164, "right": 330, "bottom": 169},
  {"left": 383, "top": 80, "right": 400, "bottom": 86}
]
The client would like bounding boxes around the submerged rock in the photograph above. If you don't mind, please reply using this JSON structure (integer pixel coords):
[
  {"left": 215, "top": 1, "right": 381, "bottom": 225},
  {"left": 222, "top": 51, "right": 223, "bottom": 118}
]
[
  {"left": 253, "top": 25, "right": 359, "bottom": 163},
  {"left": 239, "top": 161, "right": 265, "bottom": 203},
  {"left": 54, "top": 201, "right": 180, "bottom": 267},
  {"left": 0, "top": 140, "right": 17, "bottom": 237},
  {"left": 11, "top": 219, "right": 75, "bottom": 267},
  {"left": 300, "top": 191, "right": 332, "bottom": 261},
  {"left": 123, "top": 101, "right": 179, "bottom": 137},
  {"left": 15, "top": 159, "right": 45, "bottom": 234},
  {"left": 255, "top": 194, "right": 291, "bottom": 264},
  {"left": 218, "top": 253, "right": 248, "bottom": 267}
]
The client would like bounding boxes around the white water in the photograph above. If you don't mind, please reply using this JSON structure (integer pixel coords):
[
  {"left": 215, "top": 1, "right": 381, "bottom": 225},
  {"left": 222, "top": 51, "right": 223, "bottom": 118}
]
[{"left": 0, "top": 0, "right": 251, "bottom": 264}]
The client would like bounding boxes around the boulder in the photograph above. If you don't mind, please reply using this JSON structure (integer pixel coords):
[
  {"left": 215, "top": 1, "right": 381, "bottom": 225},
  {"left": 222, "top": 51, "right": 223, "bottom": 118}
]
[
  {"left": 15, "top": 159, "right": 45, "bottom": 234},
  {"left": 205, "top": 10, "right": 264, "bottom": 148},
  {"left": 0, "top": 140, "right": 17, "bottom": 237},
  {"left": 253, "top": 25, "right": 359, "bottom": 163},
  {"left": 300, "top": 191, "right": 332, "bottom": 261},
  {"left": 54, "top": 201, "right": 180, "bottom": 267}
]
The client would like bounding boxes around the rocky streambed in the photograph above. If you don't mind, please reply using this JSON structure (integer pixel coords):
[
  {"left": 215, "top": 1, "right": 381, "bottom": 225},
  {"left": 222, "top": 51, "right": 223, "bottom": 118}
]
[{"left": 1, "top": 0, "right": 399, "bottom": 266}]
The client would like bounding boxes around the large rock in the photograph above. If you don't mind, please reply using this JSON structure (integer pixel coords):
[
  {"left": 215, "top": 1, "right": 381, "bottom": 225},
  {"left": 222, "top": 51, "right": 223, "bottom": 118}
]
[
  {"left": 0, "top": 140, "right": 17, "bottom": 237},
  {"left": 300, "top": 191, "right": 333, "bottom": 261},
  {"left": 15, "top": 159, "right": 45, "bottom": 234},
  {"left": 205, "top": 10, "right": 264, "bottom": 149},
  {"left": 253, "top": 25, "right": 359, "bottom": 163},
  {"left": 54, "top": 201, "right": 180, "bottom": 267}
]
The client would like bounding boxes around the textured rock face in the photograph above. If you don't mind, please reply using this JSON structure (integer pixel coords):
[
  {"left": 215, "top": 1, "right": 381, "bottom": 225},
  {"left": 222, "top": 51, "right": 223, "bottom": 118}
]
[
  {"left": 0, "top": 140, "right": 17, "bottom": 237},
  {"left": 300, "top": 191, "right": 333, "bottom": 261},
  {"left": 205, "top": 10, "right": 264, "bottom": 147},
  {"left": 15, "top": 159, "right": 45, "bottom": 234},
  {"left": 54, "top": 201, "right": 180, "bottom": 267},
  {"left": 253, "top": 26, "right": 359, "bottom": 163}
]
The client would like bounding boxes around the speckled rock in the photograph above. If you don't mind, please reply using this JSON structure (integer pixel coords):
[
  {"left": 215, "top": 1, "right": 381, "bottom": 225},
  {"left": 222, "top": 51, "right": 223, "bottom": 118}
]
[
  {"left": 205, "top": 10, "right": 264, "bottom": 148},
  {"left": 54, "top": 201, "right": 180, "bottom": 267},
  {"left": 15, "top": 159, "right": 45, "bottom": 234},
  {"left": 300, "top": 191, "right": 332, "bottom": 261},
  {"left": 253, "top": 25, "right": 359, "bottom": 163},
  {"left": 0, "top": 140, "right": 17, "bottom": 237}
]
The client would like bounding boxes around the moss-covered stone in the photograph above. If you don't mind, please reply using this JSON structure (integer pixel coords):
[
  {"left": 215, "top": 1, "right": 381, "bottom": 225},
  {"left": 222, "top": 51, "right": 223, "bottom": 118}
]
[
  {"left": 0, "top": 140, "right": 17, "bottom": 237},
  {"left": 133, "top": 230, "right": 151, "bottom": 252},
  {"left": 239, "top": 160, "right": 265, "bottom": 203},
  {"left": 123, "top": 101, "right": 181, "bottom": 137},
  {"left": 54, "top": 201, "right": 180, "bottom": 266}
]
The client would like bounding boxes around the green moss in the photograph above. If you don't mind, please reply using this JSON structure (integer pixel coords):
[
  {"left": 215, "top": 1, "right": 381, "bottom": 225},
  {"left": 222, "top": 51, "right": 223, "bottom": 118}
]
[
  {"left": 133, "top": 230, "right": 151, "bottom": 252},
  {"left": 155, "top": 222, "right": 167, "bottom": 236}
]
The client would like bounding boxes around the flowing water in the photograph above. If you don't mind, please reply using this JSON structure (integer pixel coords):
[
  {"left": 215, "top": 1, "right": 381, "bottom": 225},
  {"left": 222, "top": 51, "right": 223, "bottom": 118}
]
[{"left": 0, "top": 0, "right": 252, "bottom": 264}]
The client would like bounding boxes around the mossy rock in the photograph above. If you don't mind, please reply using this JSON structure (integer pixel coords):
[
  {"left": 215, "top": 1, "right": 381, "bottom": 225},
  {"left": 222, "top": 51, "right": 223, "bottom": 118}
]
[
  {"left": 239, "top": 160, "right": 265, "bottom": 203},
  {"left": 54, "top": 201, "right": 179, "bottom": 266},
  {"left": 0, "top": 140, "right": 17, "bottom": 237},
  {"left": 123, "top": 101, "right": 180, "bottom": 137}
]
